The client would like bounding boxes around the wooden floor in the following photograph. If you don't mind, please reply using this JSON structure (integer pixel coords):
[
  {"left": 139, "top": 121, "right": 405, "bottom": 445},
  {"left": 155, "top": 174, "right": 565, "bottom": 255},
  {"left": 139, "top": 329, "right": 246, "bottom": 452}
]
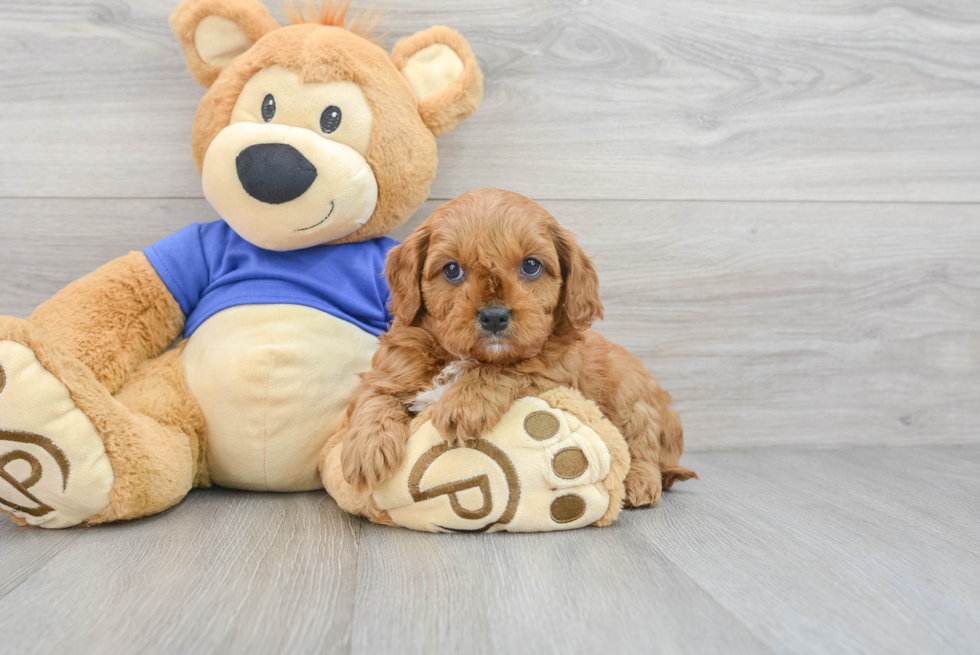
[
  {"left": 0, "top": 445, "right": 977, "bottom": 654},
  {"left": 1, "top": 0, "right": 979, "bottom": 653}
]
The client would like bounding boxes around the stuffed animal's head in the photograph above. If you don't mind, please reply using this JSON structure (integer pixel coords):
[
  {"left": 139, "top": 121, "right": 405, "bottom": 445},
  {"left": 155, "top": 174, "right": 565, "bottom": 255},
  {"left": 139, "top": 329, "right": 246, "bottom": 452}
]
[{"left": 171, "top": 0, "right": 482, "bottom": 251}]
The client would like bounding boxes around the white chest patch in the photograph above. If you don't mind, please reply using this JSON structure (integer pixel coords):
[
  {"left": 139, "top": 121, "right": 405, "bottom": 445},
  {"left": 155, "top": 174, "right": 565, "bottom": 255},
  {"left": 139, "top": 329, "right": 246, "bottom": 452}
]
[{"left": 407, "top": 361, "right": 474, "bottom": 414}]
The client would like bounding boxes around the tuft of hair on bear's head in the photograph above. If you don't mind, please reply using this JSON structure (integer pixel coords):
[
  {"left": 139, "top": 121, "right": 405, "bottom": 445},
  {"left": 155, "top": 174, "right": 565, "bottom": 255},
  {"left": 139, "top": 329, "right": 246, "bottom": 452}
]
[{"left": 283, "top": 0, "right": 383, "bottom": 42}]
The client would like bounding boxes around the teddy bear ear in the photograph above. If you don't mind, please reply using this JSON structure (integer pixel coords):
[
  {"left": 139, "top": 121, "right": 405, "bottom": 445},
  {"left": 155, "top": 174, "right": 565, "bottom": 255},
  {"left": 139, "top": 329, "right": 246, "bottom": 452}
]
[
  {"left": 170, "top": 0, "right": 280, "bottom": 88},
  {"left": 391, "top": 26, "right": 484, "bottom": 137}
]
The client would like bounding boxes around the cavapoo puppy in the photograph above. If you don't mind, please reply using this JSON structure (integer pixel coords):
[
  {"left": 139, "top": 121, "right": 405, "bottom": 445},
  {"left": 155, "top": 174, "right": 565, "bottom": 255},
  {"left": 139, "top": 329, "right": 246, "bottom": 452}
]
[{"left": 341, "top": 188, "right": 696, "bottom": 507}]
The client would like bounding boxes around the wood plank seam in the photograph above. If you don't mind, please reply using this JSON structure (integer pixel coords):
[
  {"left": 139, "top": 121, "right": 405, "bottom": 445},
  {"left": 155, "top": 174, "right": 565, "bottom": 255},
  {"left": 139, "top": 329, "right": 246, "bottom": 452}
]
[{"left": 0, "top": 530, "right": 86, "bottom": 603}]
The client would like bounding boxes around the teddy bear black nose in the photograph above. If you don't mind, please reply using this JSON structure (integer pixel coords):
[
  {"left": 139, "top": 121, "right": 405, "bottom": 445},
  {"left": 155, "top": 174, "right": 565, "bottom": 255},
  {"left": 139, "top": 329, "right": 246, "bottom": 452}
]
[
  {"left": 478, "top": 306, "right": 511, "bottom": 334},
  {"left": 236, "top": 143, "right": 317, "bottom": 204}
]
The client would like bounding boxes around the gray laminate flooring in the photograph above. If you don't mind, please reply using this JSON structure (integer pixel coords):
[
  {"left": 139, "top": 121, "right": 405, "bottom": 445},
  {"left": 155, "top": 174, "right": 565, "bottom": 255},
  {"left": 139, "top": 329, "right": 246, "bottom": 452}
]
[{"left": 1, "top": 444, "right": 977, "bottom": 655}]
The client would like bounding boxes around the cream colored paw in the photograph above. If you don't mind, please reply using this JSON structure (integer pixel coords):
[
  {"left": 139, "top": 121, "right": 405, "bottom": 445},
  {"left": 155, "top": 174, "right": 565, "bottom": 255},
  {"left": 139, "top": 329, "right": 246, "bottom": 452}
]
[
  {"left": 372, "top": 396, "right": 614, "bottom": 533},
  {"left": 0, "top": 341, "right": 113, "bottom": 528}
]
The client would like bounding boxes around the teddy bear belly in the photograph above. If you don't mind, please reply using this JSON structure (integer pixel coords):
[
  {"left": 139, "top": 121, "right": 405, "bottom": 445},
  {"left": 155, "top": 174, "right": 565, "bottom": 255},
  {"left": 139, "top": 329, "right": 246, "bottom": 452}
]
[{"left": 181, "top": 304, "right": 379, "bottom": 491}]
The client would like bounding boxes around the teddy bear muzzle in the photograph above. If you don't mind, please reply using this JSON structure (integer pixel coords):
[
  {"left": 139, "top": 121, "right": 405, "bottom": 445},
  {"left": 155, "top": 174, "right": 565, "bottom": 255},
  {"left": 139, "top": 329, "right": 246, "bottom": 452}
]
[{"left": 202, "top": 121, "right": 379, "bottom": 252}]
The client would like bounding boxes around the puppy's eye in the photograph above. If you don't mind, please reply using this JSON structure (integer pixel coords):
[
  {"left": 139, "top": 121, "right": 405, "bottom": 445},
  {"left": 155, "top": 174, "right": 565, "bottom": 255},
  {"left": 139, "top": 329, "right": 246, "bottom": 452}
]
[
  {"left": 443, "top": 262, "right": 464, "bottom": 283},
  {"left": 521, "top": 257, "right": 543, "bottom": 278},
  {"left": 320, "top": 105, "right": 342, "bottom": 134},
  {"left": 261, "top": 94, "right": 276, "bottom": 122}
]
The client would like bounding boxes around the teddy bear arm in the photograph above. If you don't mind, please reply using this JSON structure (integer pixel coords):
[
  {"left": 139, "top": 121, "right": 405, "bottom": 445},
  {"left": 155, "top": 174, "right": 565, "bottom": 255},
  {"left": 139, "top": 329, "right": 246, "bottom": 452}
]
[{"left": 26, "top": 251, "right": 184, "bottom": 394}]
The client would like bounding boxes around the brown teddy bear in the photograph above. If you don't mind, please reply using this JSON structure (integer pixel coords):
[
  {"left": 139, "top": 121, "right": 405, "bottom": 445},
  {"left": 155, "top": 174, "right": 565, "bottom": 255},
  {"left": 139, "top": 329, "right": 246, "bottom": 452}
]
[{"left": 0, "top": 0, "right": 482, "bottom": 528}]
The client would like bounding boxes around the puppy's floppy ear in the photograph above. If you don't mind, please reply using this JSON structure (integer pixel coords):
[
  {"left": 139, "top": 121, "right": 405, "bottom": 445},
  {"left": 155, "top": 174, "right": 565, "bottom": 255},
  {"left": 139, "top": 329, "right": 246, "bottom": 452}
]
[
  {"left": 391, "top": 26, "right": 483, "bottom": 137},
  {"left": 170, "top": 0, "right": 279, "bottom": 88},
  {"left": 552, "top": 225, "right": 603, "bottom": 332},
  {"left": 385, "top": 225, "right": 431, "bottom": 325}
]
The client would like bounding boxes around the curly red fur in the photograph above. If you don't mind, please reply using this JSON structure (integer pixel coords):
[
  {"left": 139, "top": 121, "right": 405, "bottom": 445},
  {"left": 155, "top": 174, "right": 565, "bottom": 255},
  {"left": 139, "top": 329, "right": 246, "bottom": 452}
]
[{"left": 341, "top": 188, "right": 697, "bottom": 506}]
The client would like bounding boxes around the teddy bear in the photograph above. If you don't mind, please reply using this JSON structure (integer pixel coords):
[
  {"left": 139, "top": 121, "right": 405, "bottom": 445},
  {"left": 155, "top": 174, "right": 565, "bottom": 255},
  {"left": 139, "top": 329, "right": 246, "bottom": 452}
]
[{"left": 0, "top": 0, "right": 483, "bottom": 528}]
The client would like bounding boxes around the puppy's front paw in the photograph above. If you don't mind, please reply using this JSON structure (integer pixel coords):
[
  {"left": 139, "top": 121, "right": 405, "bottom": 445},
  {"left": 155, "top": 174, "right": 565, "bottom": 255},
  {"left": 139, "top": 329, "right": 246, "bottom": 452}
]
[
  {"left": 431, "top": 392, "right": 508, "bottom": 444},
  {"left": 430, "top": 406, "right": 474, "bottom": 444},
  {"left": 431, "top": 407, "right": 494, "bottom": 444},
  {"left": 341, "top": 424, "right": 408, "bottom": 491}
]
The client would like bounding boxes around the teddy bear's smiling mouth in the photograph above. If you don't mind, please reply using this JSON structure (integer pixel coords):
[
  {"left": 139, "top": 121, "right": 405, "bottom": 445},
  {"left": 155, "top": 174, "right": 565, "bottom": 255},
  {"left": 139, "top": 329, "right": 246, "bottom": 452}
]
[{"left": 295, "top": 200, "right": 335, "bottom": 232}]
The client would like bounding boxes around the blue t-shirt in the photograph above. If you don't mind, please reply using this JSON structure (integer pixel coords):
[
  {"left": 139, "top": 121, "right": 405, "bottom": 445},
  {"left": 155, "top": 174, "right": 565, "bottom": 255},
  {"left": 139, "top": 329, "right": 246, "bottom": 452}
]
[{"left": 144, "top": 221, "right": 396, "bottom": 339}]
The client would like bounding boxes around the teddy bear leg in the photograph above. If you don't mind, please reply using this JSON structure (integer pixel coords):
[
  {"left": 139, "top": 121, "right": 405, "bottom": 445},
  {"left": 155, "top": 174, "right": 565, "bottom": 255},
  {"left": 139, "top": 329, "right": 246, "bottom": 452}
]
[
  {"left": 0, "top": 317, "right": 205, "bottom": 528},
  {"left": 365, "top": 389, "right": 632, "bottom": 533},
  {"left": 91, "top": 344, "right": 208, "bottom": 525},
  {"left": 536, "top": 388, "right": 631, "bottom": 527}
]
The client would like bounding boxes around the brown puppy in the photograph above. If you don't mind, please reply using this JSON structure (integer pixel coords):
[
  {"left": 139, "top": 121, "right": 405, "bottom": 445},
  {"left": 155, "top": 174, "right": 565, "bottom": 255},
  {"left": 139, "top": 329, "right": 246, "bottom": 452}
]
[{"left": 341, "top": 188, "right": 696, "bottom": 507}]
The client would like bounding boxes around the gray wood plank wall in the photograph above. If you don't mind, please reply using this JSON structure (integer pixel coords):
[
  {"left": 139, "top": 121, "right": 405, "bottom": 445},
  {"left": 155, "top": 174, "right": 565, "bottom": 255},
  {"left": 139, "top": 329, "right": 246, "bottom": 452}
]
[
  {"left": 1, "top": 1, "right": 978, "bottom": 448},
  {"left": 4, "top": 0, "right": 980, "bottom": 201}
]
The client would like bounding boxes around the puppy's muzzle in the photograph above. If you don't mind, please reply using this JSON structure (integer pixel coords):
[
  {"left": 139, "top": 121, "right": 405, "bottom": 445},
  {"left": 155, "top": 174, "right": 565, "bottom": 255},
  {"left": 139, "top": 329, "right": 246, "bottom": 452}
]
[
  {"left": 478, "top": 306, "right": 511, "bottom": 335},
  {"left": 236, "top": 143, "right": 317, "bottom": 205}
]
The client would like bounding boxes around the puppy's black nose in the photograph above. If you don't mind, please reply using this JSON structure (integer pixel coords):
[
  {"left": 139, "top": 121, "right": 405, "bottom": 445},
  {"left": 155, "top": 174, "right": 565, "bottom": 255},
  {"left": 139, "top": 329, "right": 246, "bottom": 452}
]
[
  {"left": 478, "top": 306, "right": 511, "bottom": 334},
  {"left": 236, "top": 143, "right": 317, "bottom": 204}
]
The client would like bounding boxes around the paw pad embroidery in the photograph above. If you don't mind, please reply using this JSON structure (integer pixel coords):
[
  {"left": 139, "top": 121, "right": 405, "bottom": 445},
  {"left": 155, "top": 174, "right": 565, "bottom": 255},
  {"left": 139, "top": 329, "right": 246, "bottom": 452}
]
[
  {"left": 552, "top": 447, "right": 588, "bottom": 479},
  {"left": 524, "top": 410, "right": 559, "bottom": 440},
  {"left": 550, "top": 494, "right": 586, "bottom": 523},
  {"left": 0, "top": 341, "right": 113, "bottom": 528},
  {"left": 373, "top": 396, "right": 614, "bottom": 532},
  {"left": 0, "top": 432, "right": 71, "bottom": 518}
]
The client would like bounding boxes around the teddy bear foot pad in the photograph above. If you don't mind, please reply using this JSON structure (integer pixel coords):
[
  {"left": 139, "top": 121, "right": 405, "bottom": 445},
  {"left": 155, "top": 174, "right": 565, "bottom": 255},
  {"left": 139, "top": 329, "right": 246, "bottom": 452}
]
[
  {"left": 0, "top": 341, "right": 113, "bottom": 528},
  {"left": 372, "top": 396, "right": 621, "bottom": 533}
]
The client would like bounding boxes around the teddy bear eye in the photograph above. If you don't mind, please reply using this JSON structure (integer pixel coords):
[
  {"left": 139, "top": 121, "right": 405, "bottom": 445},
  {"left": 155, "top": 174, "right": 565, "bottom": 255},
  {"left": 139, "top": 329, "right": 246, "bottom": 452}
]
[
  {"left": 320, "top": 105, "right": 342, "bottom": 134},
  {"left": 261, "top": 94, "right": 276, "bottom": 122},
  {"left": 521, "top": 257, "right": 543, "bottom": 278},
  {"left": 443, "top": 262, "right": 464, "bottom": 283}
]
